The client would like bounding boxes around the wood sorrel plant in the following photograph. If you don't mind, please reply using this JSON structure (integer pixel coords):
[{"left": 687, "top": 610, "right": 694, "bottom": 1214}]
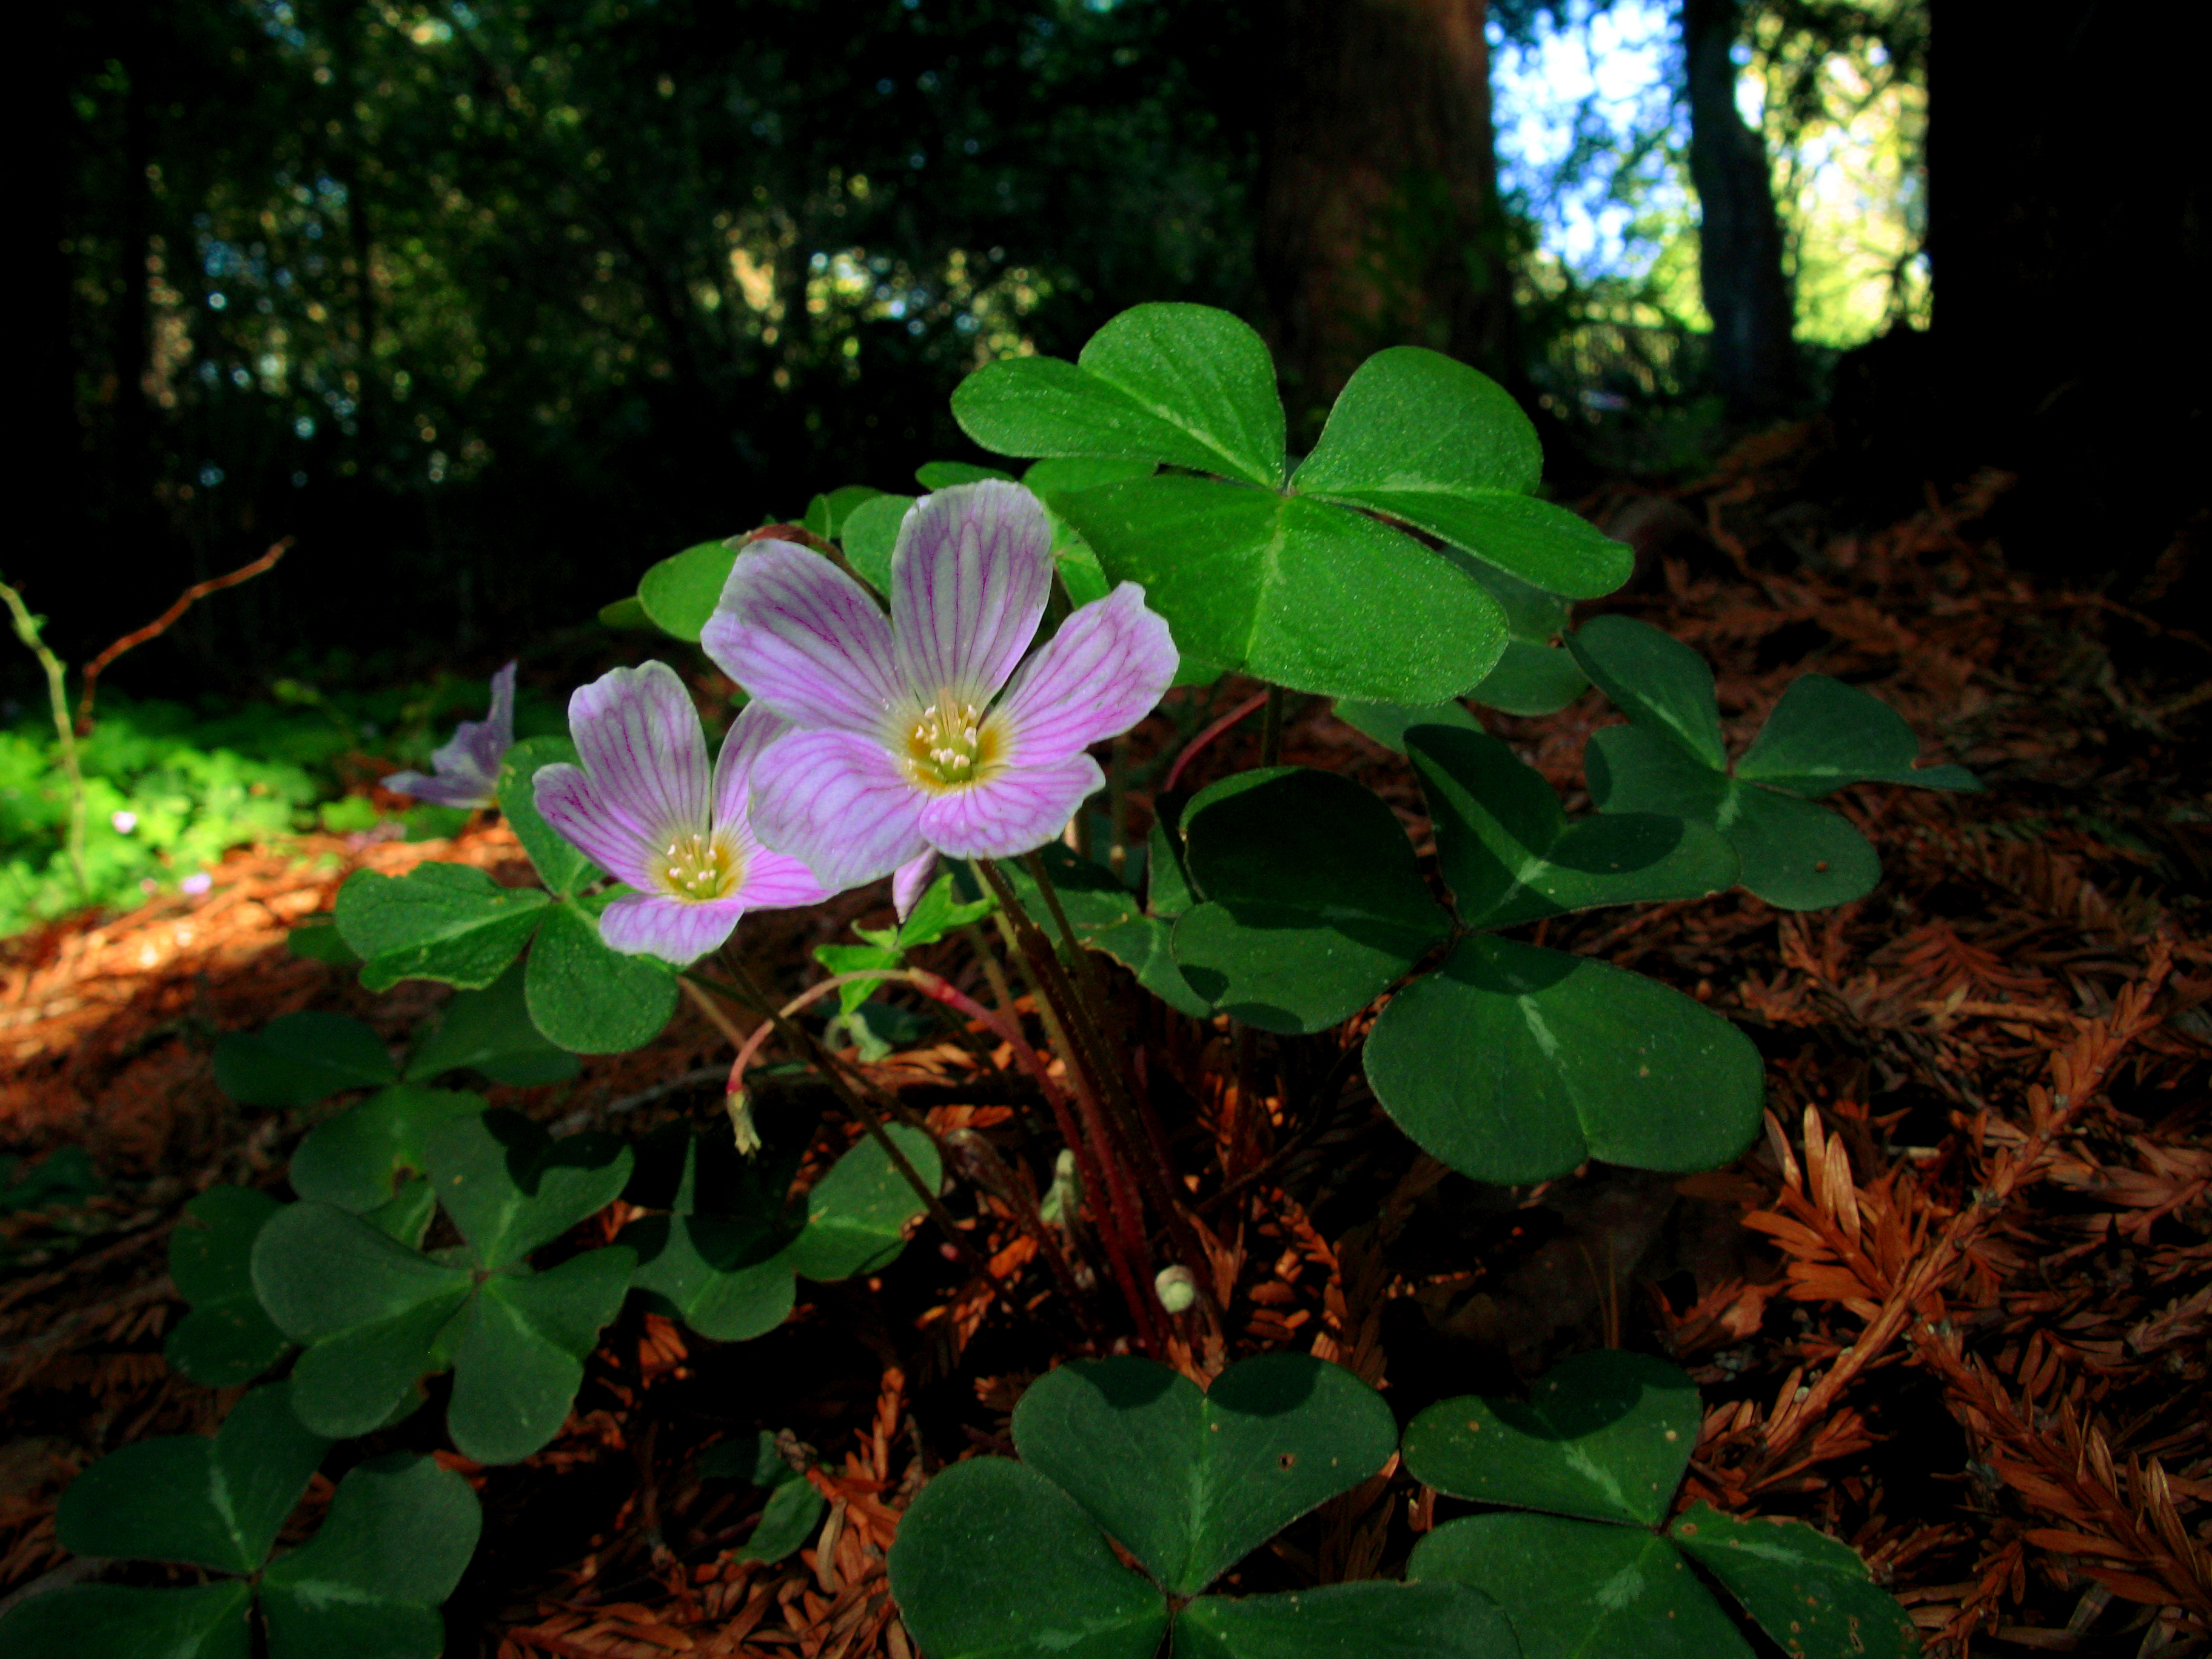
[{"left": 6, "top": 304, "right": 1960, "bottom": 1659}]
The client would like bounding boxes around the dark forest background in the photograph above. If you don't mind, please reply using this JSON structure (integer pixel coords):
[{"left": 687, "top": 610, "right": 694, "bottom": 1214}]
[{"left": 27, "top": 0, "right": 2207, "bottom": 703}]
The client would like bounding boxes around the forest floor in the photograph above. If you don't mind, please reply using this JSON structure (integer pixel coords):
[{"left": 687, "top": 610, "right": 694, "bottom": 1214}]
[{"left": 1, "top": 429, "right": 2207, "bottom": 1657}]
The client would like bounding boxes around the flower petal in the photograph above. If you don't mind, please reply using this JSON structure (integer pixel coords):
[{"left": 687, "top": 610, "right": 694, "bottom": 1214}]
[
  {"left": 747, "top": 729, "right": 928, "bottom": 890},
  {"left": 739, "top": 846, "right": 837, "bottom": 911},
  {"left": 990, "top": 583, "right": 1178, "bottom": 766},
  {"left": 712, "top": 701, "right": 794, "bottom": 836},
  {"left": 891, "top": 481, "right": 1053, "bottom": 706},
  {"left": 419, "top": 659, "right": 518, "bottom": 803},
  {"left": 892, "top": 850, "right": 939, "bottom": 922},
  {"left": 532, "top": 762, "right": 657, "bottom": 888},
  {"left": 919, "top": 752, "right": 1105, "bottom": 861},
  {"left": 568, "top": 662, "right": 714, "bottom": 848},
  {"left": 704, "top": 541, "right": 905, "bottom": 735},
  {"left": 598, "top": 892, "right": 744, "bottom": 965},
  {"left": 383, "top": 768, "right": 495, "bottom": 809}
]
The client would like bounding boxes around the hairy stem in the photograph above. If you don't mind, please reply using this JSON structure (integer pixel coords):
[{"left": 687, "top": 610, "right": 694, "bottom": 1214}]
[{"left": 0, "top": 578, "right": 88, "bottom": 900}]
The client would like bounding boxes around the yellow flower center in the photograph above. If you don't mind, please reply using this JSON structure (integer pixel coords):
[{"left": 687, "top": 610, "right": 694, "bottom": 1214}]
[
  {"left": 903, "top": 695, "right": 1002, "bottom": 791},
  {"left": 659, "top": 831, "right": 743, "bottom": 902}
]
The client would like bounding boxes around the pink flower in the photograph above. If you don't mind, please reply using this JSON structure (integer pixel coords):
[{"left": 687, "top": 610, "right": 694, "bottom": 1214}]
[
  {"left": 532, "top": 663, "right": 833, "bottom": 965},
  {"left": 703, "top": 481, "right": 1177, "bottom": 890},
  {"left": 383, "top": 662, "right": 517, "bottom": 809}
]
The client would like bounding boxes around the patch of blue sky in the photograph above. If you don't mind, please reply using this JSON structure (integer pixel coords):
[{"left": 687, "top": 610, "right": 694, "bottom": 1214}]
[{"left": 1489, "top": 0, "right": 1690, "bottom": 283}]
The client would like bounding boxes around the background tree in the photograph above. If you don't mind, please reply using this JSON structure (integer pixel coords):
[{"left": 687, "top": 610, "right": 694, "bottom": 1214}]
[
  {"left": 1256, "top": 0, "right": 1518, "bottom": 429},
  {"left": 1680, "top": 0, "right": 1803, "bottom": 416}
]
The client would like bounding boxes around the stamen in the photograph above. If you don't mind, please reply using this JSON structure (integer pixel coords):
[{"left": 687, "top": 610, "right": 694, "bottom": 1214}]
[
  {"left": 904, "top": 692, "right": 994, "bottom": 789},
  {"left": 659, "top": 831, "right": 743, "bottom": 902}
]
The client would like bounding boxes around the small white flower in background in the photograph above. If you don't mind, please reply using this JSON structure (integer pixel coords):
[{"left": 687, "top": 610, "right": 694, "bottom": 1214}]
[
  {"left": 181, "top": 873, "right": 212, "bottom": 895},
  {"left": 111, "top": 810, "right": 138, "bottom": 834}
]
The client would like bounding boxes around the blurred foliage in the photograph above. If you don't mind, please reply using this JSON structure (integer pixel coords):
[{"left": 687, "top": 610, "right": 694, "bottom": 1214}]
[
  {"left": 53, "top": 0, "right": 1262, "bottom": 683},
  {"left": 0, "top": 672, "right": 561, "bottom": 934}
]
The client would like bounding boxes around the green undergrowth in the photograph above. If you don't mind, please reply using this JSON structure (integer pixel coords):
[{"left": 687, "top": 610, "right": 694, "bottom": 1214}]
[{"left": 0, "top": 677, "right": 559, "bottom": 937}]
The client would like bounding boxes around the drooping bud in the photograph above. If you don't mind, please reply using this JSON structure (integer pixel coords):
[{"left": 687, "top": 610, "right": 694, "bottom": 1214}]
[{"left": 726, "top": 1088, "right": 762, "bottom": 1156}]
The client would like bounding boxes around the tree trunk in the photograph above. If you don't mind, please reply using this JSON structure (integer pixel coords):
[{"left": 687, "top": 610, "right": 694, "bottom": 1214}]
[
  {"left": 1681, "top": 0, "right": 1803, "bottom": 418},
  {"left": 1926, "top": 0, "right": 2206, "bottom": 580},
  {"left": 1258, "top": 0, "right": 1517, "bottom": 431}
]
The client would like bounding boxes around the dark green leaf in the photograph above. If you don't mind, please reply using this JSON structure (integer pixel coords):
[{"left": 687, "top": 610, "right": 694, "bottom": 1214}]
[
  {"left": 335, "top": 863, "right": 549, "bottom": 993},
  {"left": 804, "top": 484, "right": 884, "bottom": 539},
  {"left": 1736, "top": 675, "right": 1979, "bottom": 797},
  {"left": 56, "top": 1384, "right": 329, "bottom": 1575},
  {"left": 897, "top": 869, "right": 997, "bottom": 948},
  {"left": 1088, "top": 912, "right": 1215, "bottom": 1017},
  {"left": 1587, "top": 728, "right": 1883, "bottom": 911},
  {"left": 1022, "top": 457, "right": 1157, "bottom": 500},
  {"left": 498, "top": 735, "right": 598, "bottom": 899},
  {"left": 446, "top": 1247, "right": 635, "bottom": 1464},
  {"left": 1401, "top": 1350, "right": 1702, "bottom": 1526},
  {"left": 261, "top": 1453, "right": 481, "bottom": 1609},
  {"left": 839, "top": 493, "right": 916, "bottom": 594},
  {"left": 1332, "top": 697, "right": 1481, "bottom": 754},
  {"left": 1722, "top": 785, "right": 1883, "bottom": 910},
  {"left": 779, "top": 1125, "right": 940, "bottom": 1281},
  {"left": 1012, "top": 1353, "right": 1398, "bottom": 1597},
  {"left": 814, "top": 940, "right": 907, "bottom": 1016},
  {"left": 1058, "top": 479, "right": 1509, "bottom": 703},
  {"left": 1411, "top": 1513, "right": 1751, "bottom": 1659},
  {"left": 164, "top": 1186, "right": 292, "bottom": 1387},
  {"left": 736, "top": 1476, "right": 826, "bottom": 1563},
  {"left": 1293, "top": 346, "right": 1630, "bottom": 598},
  {"left": 1568, "top": 617, "right": 1728, "bottom": 769},
  {"left": 252, "top": 1204, "right": 473, "bottom": 1439},
  {"left": 286, "top": 917, "right": 361, "bottom": 966},
  {"left": 598, "top": 595, "right": 653, "bottom": 631},
  {"left": 1469, "top": 637, "right": 1590, "bottom": 716},
  {"left": 1409, "top": 726, "right": 1737, "bottom": 929},
  {"left": 886, "top": 1457, "right": 1170, "bottom": 1659},
  {"left": 406, "top": 962, "right": 580, "bottom": 1086},
  {"left": 626, "top": 1212, "right": 796, "bottom": 1342},
  {"left": 212, "top": 1011, "right": 397, "bottom": 1109},
  {"left": 637, "top": 539, "right": 739, "bottom": 643},
  {"left": 525, "top": 899, "right": 679, "bottom": 1053},
  {"left": 1173, "top": 769, "right": 1448, "bottom": 1034},
  {"left": 424, "top": 1109, "right": 632, "bottom": 1270},
  {"left": 1171, "top": 1581, "right": 1521, "bottom": 1659},
  {"left": 1145, "top": 815, "right": 1195, "bottom": 920},
  {"left": 916, "top": 460, "right": 1014, "bottom": 489},
  {"left": 289, "top": 1087, "right": 486, "bottom": 1212},
  {"left": 1670, "top": 1503, "right": 1922, "bottom": 1658},
  {"left": 0, "top": 1581, "right": 252, "bottom": 1659},
  {"left": 954, "top": 303, "right": 1286, "bottom": 488},
  {"left": 1364, "top": 935, "right": 1765, "bottom": 1184}
]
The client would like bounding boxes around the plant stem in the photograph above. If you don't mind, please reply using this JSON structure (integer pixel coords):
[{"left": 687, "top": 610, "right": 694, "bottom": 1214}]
[
  {"left": 686, "top": 968, "right": 991, "bottom": 1284},
  {"left": 1019, "top": 850, "right": 1202, "bottom": 1267},
  {"left": 976, "top": 862, "right": 1167, "bottom": 1351},
  {"left": 0, "top": 578, "right": 89, "bottom": 900},
  {"left": 1259, "top": 683, "right": 1284, "bottom": 767}
]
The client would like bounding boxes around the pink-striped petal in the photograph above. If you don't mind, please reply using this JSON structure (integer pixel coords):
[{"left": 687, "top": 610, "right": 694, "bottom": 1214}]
[
  {"left": 703, "top": 541, "right": 905, "bottom": 736},
  {"left": 712, "top": 701, "right": 794, "bottom": 836},
  {"left": 990, "top": 583, "right": 1178, "bottom": 767},
  {"left": 566, "top": 662, "right": 713, "bottom": 847},
  {"left": 747, "top": 729, "right": 930, "bottom": 890},
  {"left": 891, "top": 482, "right": 1053, "bottom": 706},
  {"left": 597, "top": 892, "right": 745, "bottom": 965},
  {"left": 532, "top": 760, "right": 659, "bottom": 890},
  {"left": 737, "top": 845, "right": 837, "bottom": 911},
  {"left": 892, "top": 850, "right": 940, "bottom": 922},
  {"left": 919, "top": 752, "right": 1105, "bottom": 861}
]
